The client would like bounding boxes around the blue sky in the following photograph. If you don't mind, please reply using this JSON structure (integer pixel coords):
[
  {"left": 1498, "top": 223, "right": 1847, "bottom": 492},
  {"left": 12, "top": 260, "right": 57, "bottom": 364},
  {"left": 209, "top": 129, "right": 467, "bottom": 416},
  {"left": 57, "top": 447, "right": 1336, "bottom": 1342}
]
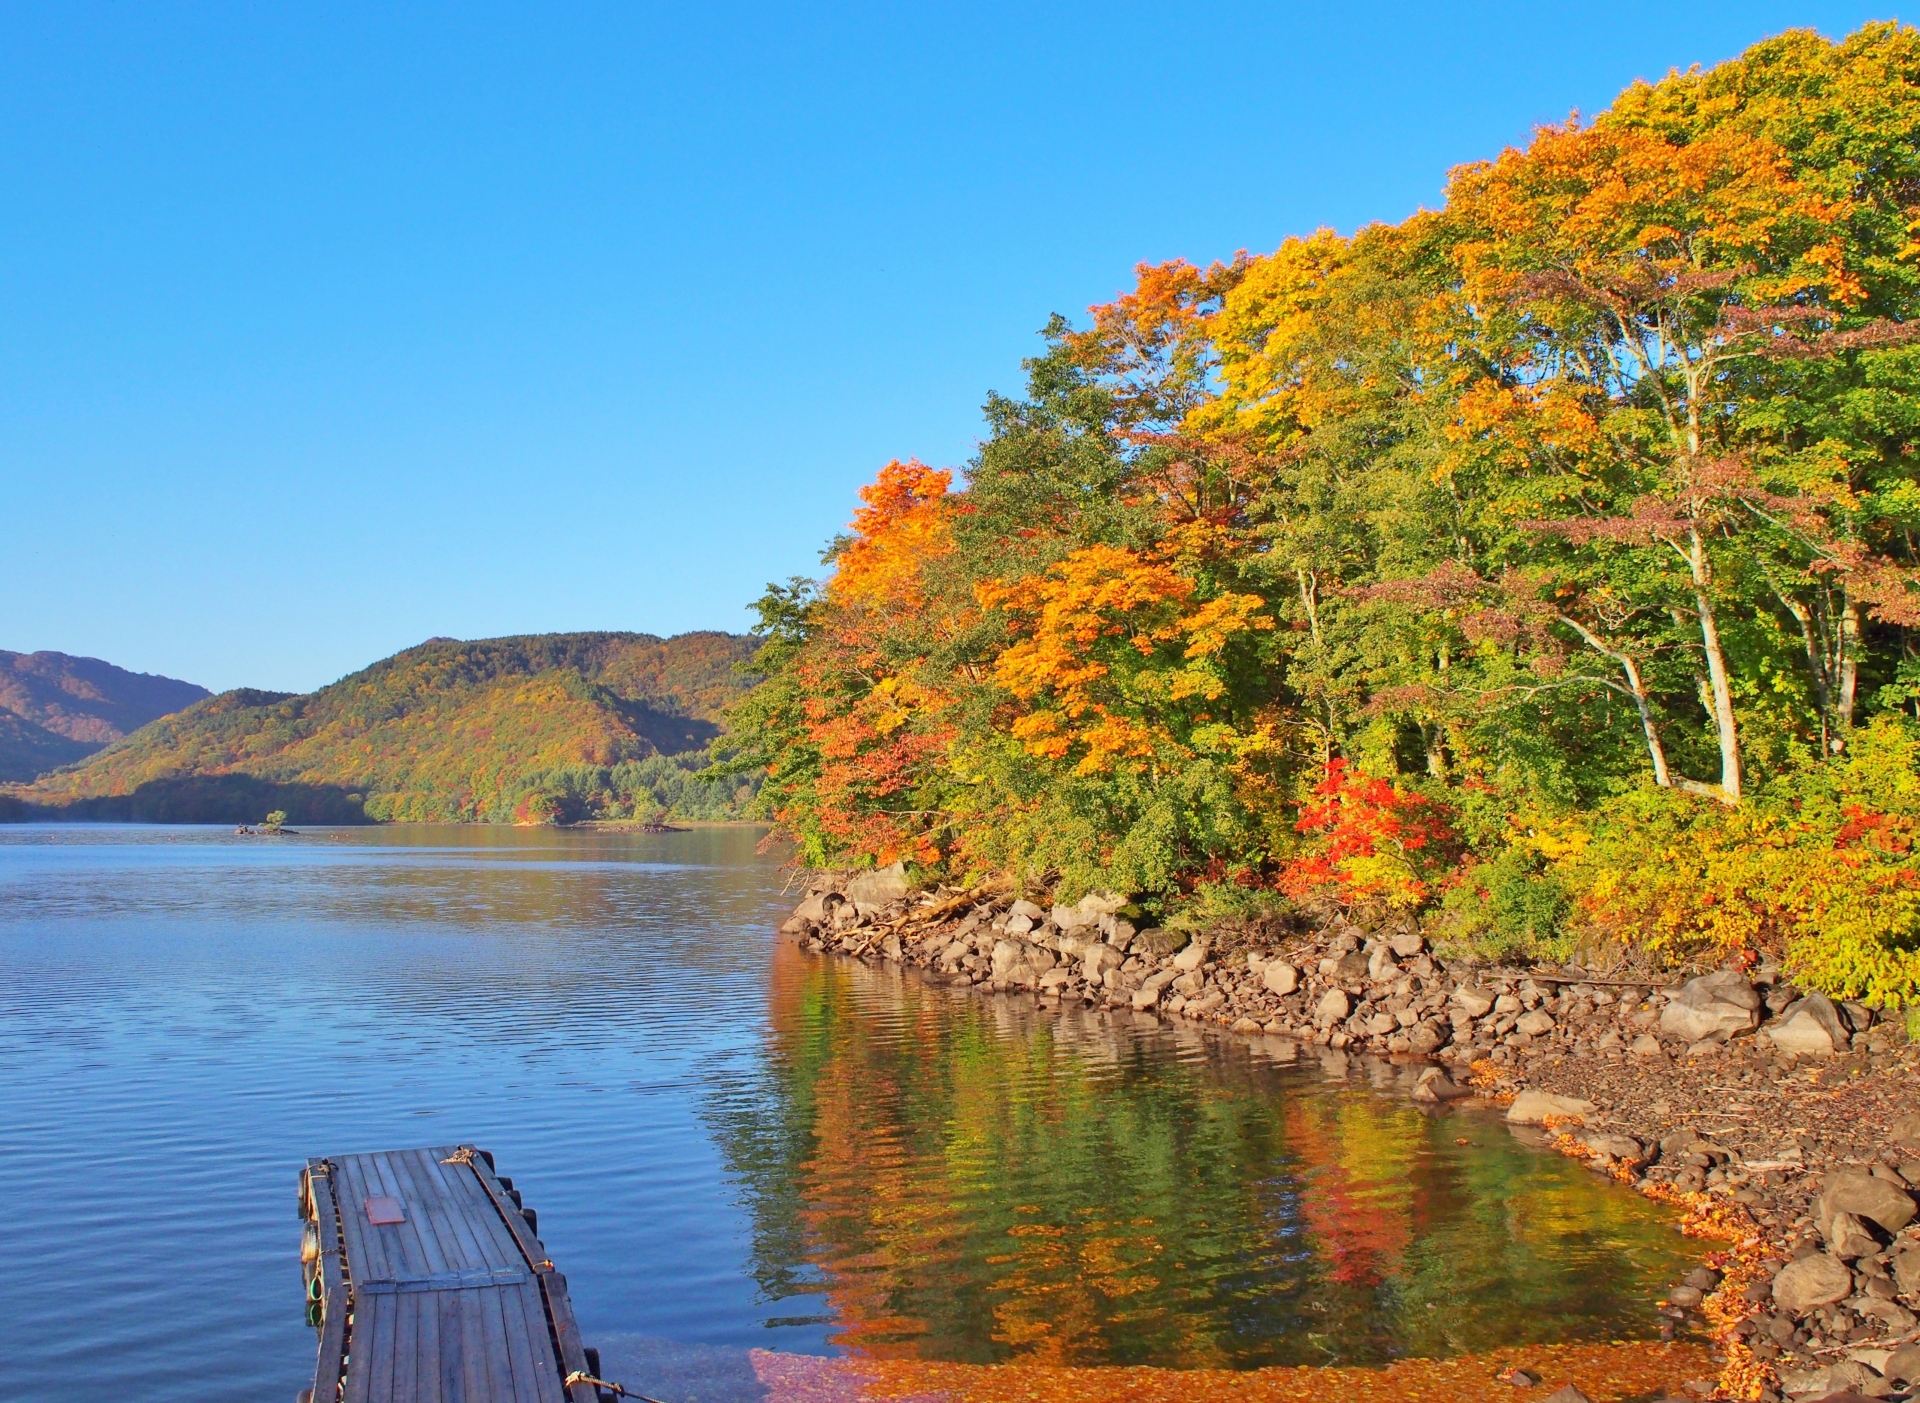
[{"left": 0, "top": 2, "right": 1895, "bottom": 692}]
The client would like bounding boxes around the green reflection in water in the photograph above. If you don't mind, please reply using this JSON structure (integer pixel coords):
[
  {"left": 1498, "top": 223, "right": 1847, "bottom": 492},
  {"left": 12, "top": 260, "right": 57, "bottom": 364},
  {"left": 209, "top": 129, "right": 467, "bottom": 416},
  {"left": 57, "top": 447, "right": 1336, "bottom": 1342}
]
[{"left": 708, "top": 948, "right": 1698, "bottom": 1369}]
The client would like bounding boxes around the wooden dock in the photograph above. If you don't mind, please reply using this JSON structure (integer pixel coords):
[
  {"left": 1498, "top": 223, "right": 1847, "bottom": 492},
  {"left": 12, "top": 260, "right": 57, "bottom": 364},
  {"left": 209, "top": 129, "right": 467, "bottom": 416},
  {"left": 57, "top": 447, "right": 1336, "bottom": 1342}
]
[{"left": 298, "top": 1145, "right": 609, "bottom": 1403}]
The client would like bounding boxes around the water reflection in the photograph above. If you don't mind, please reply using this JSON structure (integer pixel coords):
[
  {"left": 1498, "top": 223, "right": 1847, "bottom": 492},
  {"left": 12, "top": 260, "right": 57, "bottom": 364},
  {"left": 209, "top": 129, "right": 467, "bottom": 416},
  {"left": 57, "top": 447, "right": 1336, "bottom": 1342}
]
[{"left": 710, "top": 948, "right": 1695, "bottom": 1368}]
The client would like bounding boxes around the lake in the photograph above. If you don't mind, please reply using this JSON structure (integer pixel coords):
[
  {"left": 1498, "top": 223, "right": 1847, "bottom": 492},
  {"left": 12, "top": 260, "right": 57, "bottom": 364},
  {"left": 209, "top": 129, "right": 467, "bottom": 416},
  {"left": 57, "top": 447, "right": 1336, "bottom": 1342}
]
[{"left": 0, "top": 825, "right": 1701, "bottom": 1402}]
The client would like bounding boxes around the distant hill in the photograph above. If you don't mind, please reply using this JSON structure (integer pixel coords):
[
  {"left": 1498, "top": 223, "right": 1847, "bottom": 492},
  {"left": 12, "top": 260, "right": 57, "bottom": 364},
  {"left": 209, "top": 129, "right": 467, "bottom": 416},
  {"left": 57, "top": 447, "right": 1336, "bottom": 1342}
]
[
  {"left": 5, "top": 631, "right": 762, "bottom": 824},
  {"left": 0, "top": 651, "right": 212, "bottom": 783}
]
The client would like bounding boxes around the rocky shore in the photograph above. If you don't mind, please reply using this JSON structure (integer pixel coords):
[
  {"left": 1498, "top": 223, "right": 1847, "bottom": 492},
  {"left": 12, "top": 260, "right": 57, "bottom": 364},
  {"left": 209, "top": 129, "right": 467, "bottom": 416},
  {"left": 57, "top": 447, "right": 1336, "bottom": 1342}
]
[{"left": 782, "top": 866, "right": 1920, "bottom": 1403}]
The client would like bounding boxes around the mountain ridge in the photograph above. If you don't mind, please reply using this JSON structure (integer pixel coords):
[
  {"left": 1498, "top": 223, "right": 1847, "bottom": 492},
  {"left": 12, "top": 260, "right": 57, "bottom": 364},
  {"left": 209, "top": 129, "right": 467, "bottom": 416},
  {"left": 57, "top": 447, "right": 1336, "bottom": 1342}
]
[
  {"left": 5, "top": 631, "right": 760, "bottom": 824},
  {"left": 0, "top": 651, "right": 212, "bottom": 782}
]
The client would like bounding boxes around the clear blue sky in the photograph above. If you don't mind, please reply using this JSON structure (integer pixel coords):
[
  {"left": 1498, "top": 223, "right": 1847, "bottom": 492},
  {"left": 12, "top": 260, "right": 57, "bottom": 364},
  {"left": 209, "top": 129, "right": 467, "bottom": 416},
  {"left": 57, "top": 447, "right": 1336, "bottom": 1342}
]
[{"left": 0, "top": 2, "right": 1894, "bottom": 692}]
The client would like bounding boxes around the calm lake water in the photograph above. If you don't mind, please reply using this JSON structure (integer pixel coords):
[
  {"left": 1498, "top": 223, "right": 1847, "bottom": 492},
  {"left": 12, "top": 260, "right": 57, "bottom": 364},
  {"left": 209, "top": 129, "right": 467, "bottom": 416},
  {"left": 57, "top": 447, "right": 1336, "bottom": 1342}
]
[{"left": 0, "top": 825, "right": 1698, "bottom": 1401}]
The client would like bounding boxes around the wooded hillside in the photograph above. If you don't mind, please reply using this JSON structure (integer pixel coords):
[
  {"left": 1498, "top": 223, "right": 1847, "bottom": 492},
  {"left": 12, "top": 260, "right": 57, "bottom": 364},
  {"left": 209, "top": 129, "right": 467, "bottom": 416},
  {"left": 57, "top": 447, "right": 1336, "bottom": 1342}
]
[
  {"left": 0, "top": 650, "right": 211, "bottom": 782},
  {"left": 8, "top": 631, "right": 759, "bottom": 824},
  {"left": 719, "top": 24, "right": 1920, "bottom": 1007}
]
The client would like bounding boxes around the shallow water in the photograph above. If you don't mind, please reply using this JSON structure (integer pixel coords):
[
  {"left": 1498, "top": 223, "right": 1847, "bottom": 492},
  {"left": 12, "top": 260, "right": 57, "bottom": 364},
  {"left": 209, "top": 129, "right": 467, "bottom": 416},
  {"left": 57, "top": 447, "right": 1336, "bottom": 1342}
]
[{"left": 0, "top": 825, "right": 1697, "bottom": 1401}]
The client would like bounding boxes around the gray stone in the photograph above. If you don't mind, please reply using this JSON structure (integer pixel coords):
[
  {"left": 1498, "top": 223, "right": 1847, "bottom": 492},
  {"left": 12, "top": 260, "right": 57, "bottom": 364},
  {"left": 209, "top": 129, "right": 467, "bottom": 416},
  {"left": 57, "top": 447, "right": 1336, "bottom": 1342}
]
[
  {"left": 1451, "top": 986, "right": 1495, "bottom": 1017},
  {"left": 1516, "top": 1009, "right": 1557, "bottom": 1037},
  {"left": 1131, "top": 969, "right": 1177, "bottom": 1010},
  {"left": 1172, "top": 939, "right": 1209, "bottom": 973},
  {"left": 1081, "top": 944, "right": 1125, "bottom": 985},
  {"left": 1767, "top": 992, "right": 1851, "bottom": 1056},
  {"left": 1781, "top": 1361, "right": 1876, "bottom": 1397},
  {"left": 1008, "top": 898, "right": 1046, "bottom": 922},
  {"left": 846, "top": 861, "right": 913, "bottom": 916},
  {"left": 1368, "top": 945, "right": 1401, "bottom": 981},
  {"left": 1824, "top": 1210, "right": 1880, "bottom": 1260},
  {"left": 1821, "top": 1167, "right": 1918, "bottom": 1234},
  {"left": 1540, "top": 1387, "right": 1592, "bottom": 1403},
  {"left": 1893, "top": 1113, "right": 1920, "bottom": 1152},
  {"left": 1583, "top": 1133, "right": 1646, "bottom": 1163},
  {"left": 1858, "top": 1297, "right": 1919, "bottom": 1331},
  {"left": 1132, "top": 928, "right": 1185, "bottom": 959},
  {"left": 1630, "top": 1033, "right": 1665, "bottom": 1057},
  {"left": 1330, "top": 949, "right": 1370, "bottom": 983},
  {"left": 1885, "top": 1344, "right": 1920, "bottom": 1385},
  {"left": 1659, "top": 970, "right": 1761, "bottom": 1042},
  {"left": 1004, "top": 911, "right": 1035, "bottom": 936},
  {"left": 1893, "top": 1247, "right": 1920, "bottom": 1297},
  {"left": 1263, "top": 960, "right": 1300, "bottom": 997},
  {"left": 1388, "top": 931, "right": 1426, "bottom": 958},
  {"left": 1407, "top": 1021, "right": 1445, "bottom": 1055},
  {"left": 1506, "top": 1090, "right": 1596, "bottom": 1125},
  {"left": 1315, "top": 989, "right": 1352, "bottom": 1027},
  {"left": 1410, "top": 1066, "right": 1474, "bottom": 1102},
  {"left": 1772, "top": 1253, "right": 1855, "bottom": 1313},
  {"left": 1052, "top": 891, "right": 1123, "bottom": 931},
  {"left": 1667, "top": 1285, "right": 1704, "bottom": 1308}
]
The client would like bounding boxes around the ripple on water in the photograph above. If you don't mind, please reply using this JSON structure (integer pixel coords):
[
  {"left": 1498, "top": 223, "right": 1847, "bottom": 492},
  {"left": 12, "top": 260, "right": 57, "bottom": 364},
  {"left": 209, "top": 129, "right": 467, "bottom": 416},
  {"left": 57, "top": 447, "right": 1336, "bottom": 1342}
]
[{"left": 0, "top": 825, "right": 1698, "bottom": 1403}]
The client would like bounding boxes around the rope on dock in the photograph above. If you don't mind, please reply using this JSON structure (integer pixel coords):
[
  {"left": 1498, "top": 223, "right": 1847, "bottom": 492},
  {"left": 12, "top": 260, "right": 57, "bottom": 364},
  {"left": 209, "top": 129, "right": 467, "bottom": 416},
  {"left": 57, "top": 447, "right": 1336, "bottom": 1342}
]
[{"left": 564, "top": 1370, "right": 669, "bottom": 1403}]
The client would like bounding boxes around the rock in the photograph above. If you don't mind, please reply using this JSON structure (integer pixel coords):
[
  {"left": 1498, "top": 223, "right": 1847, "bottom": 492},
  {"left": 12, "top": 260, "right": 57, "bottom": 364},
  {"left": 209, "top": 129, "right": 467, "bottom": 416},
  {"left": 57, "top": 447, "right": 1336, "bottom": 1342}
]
[
  {"left": 1365, "top": 1012, "right": 1398, "bottom": 1036},
  {"left": 1506, "top": 1090, "right": 1596, "bottom": 1125},
  {"left": 1368, "top": 945, "right": 1400, "bottom": 981},
  {"left": 1858, "top": 1297, "right": 1919, "bottom": 1332},
  {"left": 1004, "top": 911, "right": 1035, "bottom": 936},
  {"left": 1659, "top": 970, "right": 1761, "bottom": 1042},
  {"left": 1172, "top": 939, "right": 1209, "bottom": 973},
  {"left": 1388, "top": 931, "right": 1426, "bottom": 958},
  {"left": 1038, "top": 967, "right": 1073, "bottom": 991},
  {"left": 1893, "top": 1247, "right": 1920, "bottom": 1297},
  {"left": 1773, "top": 1253, "right": 1855, "bottom": 1313},
  {"left": 1133, "top": 928, "right": 1185, "bottom": 959},
  {"left": 1082, "top": 944, "right": 1125, "bottom": 985},
  {"left": 1667, "top": 1285, "right": 1704, "bottom": 1308},
  {"left": 1232, "top": 1016, "right": 1263, "bottom": 1035},
  {"left": 1452, "top": 986, "right": 1496, "bottom": 1018},
  {"left": 1820, "top": 1167, "right": 1918, "bottom": 1234},
  {"left": 1330, "top": 949, "right": 1370, "bottom": 983},
  {"left": 1407, "top": 1022, "right": 1445, "bottom": 1055},
  {"left": 792, "top": 892, "right": 834, "bottom": 925},
  {"left": 1893, "top": 1113, "right": 1920, "bottom": 1152},
  {"left": 1051, "top": 890, "right": 1125, "bottom": 931},
  {"left": 1315, "top": 989, "right": 1352, "bottom": 1027},
  {"left": 1630, "top": 1033, "right": 1664, "bottom": 1058},
  {"left": 1410, "top": 1066, "right": 1474, "bottom": 1102},
  {"left": 1541, "top": 1387, "right": 1592, "bottom": 1403},
  {"left": 1781, "top": 1361, "right": 1876, "bottom": 1398},
  {"left": 1824, "top": 1210, "right": 1880, "bottom": 1260},
  {"left": 1767, "top": 992, "right": 1851, "bottom": 1056},
  {"left": 990, "top": 940, "right": 1025, "bottom": 981},
  {"left": 1885, "top": 1344, "right": 1920, "bottom": 1385},
  {"left": 1516, "top": 1010, "right": 1557, "bottom": 1037},
  {"left": 940, "top": 939, "right": 971, "bottom": 965},
  {"left": 1583, "top": 1133, "right": 1646, "bottom": 1163},
  {"left": 846, "top": 861, "right": 913, "bottom": 916},
  {"left": 1263, "top": 961, "right": 1300, "bottom": 997},
  {"left": 1682, "top": 1267, "right": 1721, "bottom": 1291}
]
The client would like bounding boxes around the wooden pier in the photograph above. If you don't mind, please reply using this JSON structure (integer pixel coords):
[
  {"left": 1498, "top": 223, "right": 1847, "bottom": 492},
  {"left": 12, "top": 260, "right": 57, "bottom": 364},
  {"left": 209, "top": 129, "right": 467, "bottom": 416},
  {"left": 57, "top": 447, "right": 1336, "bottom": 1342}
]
[{"left": 298, "top": 1145, "right": 608, "bottom": 1403}]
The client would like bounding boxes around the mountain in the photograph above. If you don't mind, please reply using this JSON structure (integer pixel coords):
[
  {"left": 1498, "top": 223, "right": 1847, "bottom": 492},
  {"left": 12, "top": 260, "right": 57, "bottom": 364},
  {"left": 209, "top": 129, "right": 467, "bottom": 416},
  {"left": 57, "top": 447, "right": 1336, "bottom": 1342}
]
[
  {"left": 5, "top": 631, "right": 761, "bottom": 824},
  {"left": 0, "top": 651, "right": 212, "bottom": 783}
]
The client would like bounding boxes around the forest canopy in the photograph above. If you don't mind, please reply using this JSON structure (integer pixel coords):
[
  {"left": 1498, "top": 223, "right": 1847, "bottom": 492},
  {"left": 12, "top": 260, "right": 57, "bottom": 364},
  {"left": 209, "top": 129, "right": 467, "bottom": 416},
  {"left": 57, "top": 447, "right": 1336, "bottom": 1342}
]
[{"left": 719, "top": 23, "right": 1920, "bottom": 1007}]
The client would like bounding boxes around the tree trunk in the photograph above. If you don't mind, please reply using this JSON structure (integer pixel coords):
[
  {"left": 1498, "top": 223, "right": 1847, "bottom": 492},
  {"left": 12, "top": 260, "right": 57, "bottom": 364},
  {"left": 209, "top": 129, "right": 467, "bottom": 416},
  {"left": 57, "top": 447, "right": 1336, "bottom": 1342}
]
[
  {"left": 1557, "top": 613, "right": 1674, "bottom": 789},
  {"left": 1688, "top": 528, "right": 1742, "bottom": 802},
  {"left": 1837, "top": 594, "right": 1861, "bottom": 738}
]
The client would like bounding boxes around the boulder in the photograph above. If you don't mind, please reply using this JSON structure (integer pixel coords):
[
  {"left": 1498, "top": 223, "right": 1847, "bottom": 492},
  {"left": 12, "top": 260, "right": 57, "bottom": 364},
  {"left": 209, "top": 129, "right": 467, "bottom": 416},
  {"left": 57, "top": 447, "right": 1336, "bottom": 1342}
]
[
  {"left": 1516, "top": 1010, "right": 1557, "bottom": 1037},
  {"left": 1232, "top": 1016, "right": 1263, "bottom": 1035},
  {"left": 1004, "top": 911, "right": 1035, "bottom": 936},
  {"left": 1820, "top": 1167, "right": 1918, "bottom": 1234},
  {"left": 1506, "top": 1090, "right": 1596, "bottom": 1125},
  {"left": 1410, "top": 1066, "right": 1475, "bottom": 1102},
  {"left": 1133, "top": 928, "right": 1186, "bottom": 959},
  {"left": 1823, "top": 1210, "right": 1880, "bottom": 1260},
  {"left": 1367, "top": 945, "right": 1400, "bottom": 981},
  {"left": 1772, "top": 1253, "right": 1855, "bottom": 1313},
  {"left": 792, "top": 892, "right": 834, "bottom": 925},
  {"left": 1081, "top": 944, "right": 1125, "bottom": 985},
  {"left": 1451, "top": 986, "right": 1496, "bottom": 1018},
  {"left": 1388, "top": 931, "right": 1426, "bottom": 959},
  {"left": 1540, "top": 1386, "right": 1592, "bottom": 1403},
  {"left": 1008, "top": 898, "right": 1046, "bottom": 921},
  {"left": 1315, "top": 989, "right": 1352, "bottom": 1027},
  {"left": 1893, "top": 1246, "right": 1920, "bottom": 1297},
  {"left": 1885, "top": 1344, "right": 1920, "bottom": 1385},
  {"left": 1263, "top": 961, "right": 1300, "bottom": 997},
  {"left": 1858, "top": 1298, "right": 1919, "bottom": 1332},
  {"left": 1630, "top": 1033, "right": 1665, "bottom": 1058},
  {"left": 1407, "top": 1022, "right": 1445, "bottom": 1055},
  {"left": 1766, "top": 992, "right": 1850, "bottom": 1056},
  {"left": 1172, "top": 939, "right": 1209, "bottom": 973},
  {"left": 990, "top": 940, "right": 1025, "bottom": 981},
  {"left": 1051, "top": 890, "right": 1125, "bottom": 930},
  {"left": 1582, "top": 1133, "right": 1646, "bottom": 1164},
  {"left": 1780, "top": 1361, "right": 1876, "bottom": 1398},
  {"left": 1329, "top": 949, "right": 1370, "bottom": 983},
  {"left": 1893, "top": 1113, "right": 1920, "bottom": 1153},
  {"left": 1658, "top": 970, "right": 1761, "bottom": 1042},
  {"left": 846, "top": 861, "right": 912, "bottom": 916},
  {"left": 1131, "top": 968, "right": 1177, "bottom": 1010},
  {"left": 939, "top": 939, "right": 971, "bottom": 966}
]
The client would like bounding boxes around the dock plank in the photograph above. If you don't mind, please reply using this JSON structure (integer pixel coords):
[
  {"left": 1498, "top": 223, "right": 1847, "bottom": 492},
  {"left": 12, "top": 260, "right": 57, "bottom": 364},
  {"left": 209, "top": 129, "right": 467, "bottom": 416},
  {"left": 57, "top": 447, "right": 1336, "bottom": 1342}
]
[{"left": 303, "top": 1146, "right": 595, "bottom": 1403}]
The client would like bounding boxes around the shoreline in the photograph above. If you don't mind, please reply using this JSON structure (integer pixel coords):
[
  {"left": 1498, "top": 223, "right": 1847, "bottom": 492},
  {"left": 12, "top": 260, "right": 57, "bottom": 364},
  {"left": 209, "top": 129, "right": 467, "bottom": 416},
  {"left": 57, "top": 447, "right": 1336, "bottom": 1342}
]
[{"left": 782, "top": 871, "right": 1920, "bottom": 1403}]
